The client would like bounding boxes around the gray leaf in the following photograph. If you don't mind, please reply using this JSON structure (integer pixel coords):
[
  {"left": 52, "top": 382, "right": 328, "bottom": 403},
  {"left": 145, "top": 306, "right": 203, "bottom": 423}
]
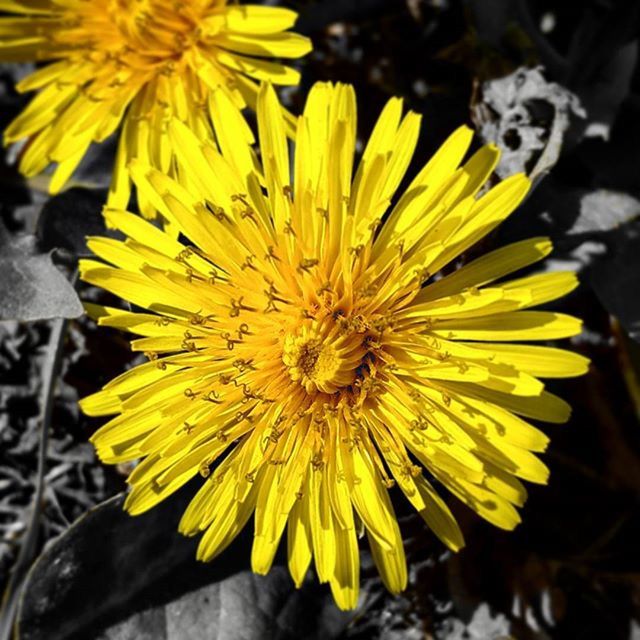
[
  {"left": 97, "top": 568, "right": 349, "bottom": 640},
  {"left": 0, "top": 226, "right": 82, "bottom": 322},
  {"left": 590, "top": 220, "right": 640, "bottom": 342},
  {"left": 17, "top": 487, "right": 353, "bottom": 640},
  {"left": 569, "top": 190, "right": 640, "bottom": 235},
  {"left": 471, "top": 66, "right": 585, "bottom": 183}
]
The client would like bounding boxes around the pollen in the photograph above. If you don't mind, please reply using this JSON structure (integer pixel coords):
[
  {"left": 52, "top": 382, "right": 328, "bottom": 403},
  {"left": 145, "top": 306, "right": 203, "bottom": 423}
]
[
  {"left": 282, "top": 317, "right": 367, "bottom": 395},
  {"left": 106, "top": 0, "right": 205, "bottom": 58}
]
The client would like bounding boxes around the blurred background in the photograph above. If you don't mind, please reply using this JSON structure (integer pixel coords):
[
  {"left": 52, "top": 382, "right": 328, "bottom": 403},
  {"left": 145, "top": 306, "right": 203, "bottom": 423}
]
[{"left": 2, "top": 1, "right": 640, "bottom": 638}]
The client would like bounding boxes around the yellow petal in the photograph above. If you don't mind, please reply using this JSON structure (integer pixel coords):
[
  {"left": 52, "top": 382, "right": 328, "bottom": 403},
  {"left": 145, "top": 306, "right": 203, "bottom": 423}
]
[
  {"left": 431, "top": 311, "right": 582, "bottom": 341},
  {"left": 221, "top": 6, "right": 298, "bottom": 34},
  {"left": 215, "top": 32, "right": 312, "bottom": 59},
  {"left": 445, "top": 381, "right": 572, "bottom": 424},
  {"left": 330, "top": 525, "right": 360, "bottom": 610},
  {"left": 287, "top": 480, "right": 313, "bottom": 587},
  {"left": 464, "top": 343, "right": 590, "bottom": 378},
  {"left": 367, "top": 529, "right": 407, "bottom": 594}
]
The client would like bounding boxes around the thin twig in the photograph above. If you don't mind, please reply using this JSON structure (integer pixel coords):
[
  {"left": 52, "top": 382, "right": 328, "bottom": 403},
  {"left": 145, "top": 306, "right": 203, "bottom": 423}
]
[
  {"left": 611, "top": 317, "right": 640, "bottom": 421},
  {"left": 0, "top": 275, "right": 75, "bottom": 640}
]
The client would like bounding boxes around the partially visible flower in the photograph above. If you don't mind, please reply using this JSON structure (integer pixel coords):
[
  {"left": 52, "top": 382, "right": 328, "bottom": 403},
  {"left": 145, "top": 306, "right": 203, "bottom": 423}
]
[
  {"left": 79, "top": 82, "right": 588, "bottom": 610},
  {"left": 0, "top": 0, "right": 311, "bottom": 214}
]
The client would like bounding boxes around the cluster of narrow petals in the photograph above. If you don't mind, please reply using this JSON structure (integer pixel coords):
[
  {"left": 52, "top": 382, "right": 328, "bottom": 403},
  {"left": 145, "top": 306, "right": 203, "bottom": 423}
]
[
  {"left": 79, "top": 81, "right": 588, "bottom": 609},
  {"left": 0, "top": 0, "right": 310, "bottom": 212}
]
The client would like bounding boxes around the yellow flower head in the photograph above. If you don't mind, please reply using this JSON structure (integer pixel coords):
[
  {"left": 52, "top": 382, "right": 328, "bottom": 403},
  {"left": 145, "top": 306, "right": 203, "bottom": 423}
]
[
  {"left": 79, "top": 82, "right": 588, "bottom": 610},
  {"left": 0, "top": 0, "right": 311, "bottom": 212}
]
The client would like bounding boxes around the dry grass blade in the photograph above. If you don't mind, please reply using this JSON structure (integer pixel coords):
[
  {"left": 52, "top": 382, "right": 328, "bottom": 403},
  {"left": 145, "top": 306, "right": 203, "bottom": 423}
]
[{"left": 0, "top": 311, "right": 71, "bottom": 640}]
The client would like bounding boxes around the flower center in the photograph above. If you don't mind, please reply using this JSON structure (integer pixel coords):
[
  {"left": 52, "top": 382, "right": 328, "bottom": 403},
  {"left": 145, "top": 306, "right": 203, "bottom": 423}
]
[
  {"left": 282, "top": 318, "right": 367, "bottom": 396},
  {"left": 104, "top": 0, "right": 213, "bottom": 58}
]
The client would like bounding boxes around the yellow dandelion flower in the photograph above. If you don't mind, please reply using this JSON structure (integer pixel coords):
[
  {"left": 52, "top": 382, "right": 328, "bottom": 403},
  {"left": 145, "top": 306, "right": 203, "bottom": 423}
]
[
  {"left": 79, "top": 82, "right": 588, "bottom": 610},
  {"left": 0, "top": 0, "right": 311, "bottom": 214}
]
